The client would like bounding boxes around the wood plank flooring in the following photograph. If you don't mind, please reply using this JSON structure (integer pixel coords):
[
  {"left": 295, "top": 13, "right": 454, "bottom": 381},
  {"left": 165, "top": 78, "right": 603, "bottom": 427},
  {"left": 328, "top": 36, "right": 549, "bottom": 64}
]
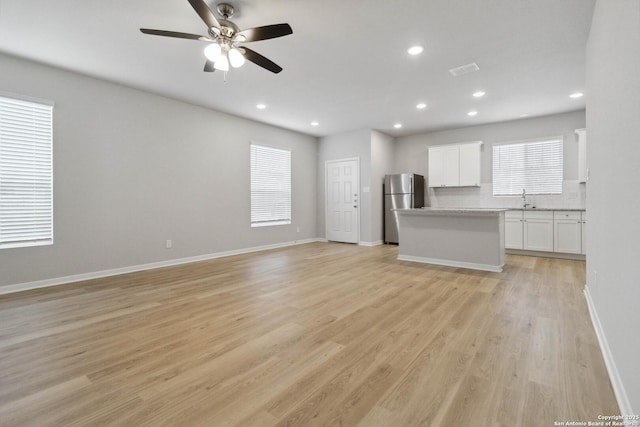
[{"left": 0, "top": 242, "right": 619, "bottom": 426}]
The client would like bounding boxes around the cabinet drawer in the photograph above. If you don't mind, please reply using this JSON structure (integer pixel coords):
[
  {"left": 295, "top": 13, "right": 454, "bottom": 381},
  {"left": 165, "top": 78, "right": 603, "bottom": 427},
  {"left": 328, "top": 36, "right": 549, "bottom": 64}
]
[
  {"left": 524, "top": 210, "right": 553, "bottom": 220},
  {"left": 554, "top": 211, "right": 581, "bottom": 221},
  {"left": 506, "top": 210, "right": 523, "bottom": 219}
]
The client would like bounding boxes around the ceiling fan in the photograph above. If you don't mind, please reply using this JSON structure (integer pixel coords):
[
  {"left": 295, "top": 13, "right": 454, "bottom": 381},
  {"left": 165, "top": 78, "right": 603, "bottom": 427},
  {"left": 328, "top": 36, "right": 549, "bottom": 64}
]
[{"left": 140, "top": 0, "right": 293, "bottom": 74}]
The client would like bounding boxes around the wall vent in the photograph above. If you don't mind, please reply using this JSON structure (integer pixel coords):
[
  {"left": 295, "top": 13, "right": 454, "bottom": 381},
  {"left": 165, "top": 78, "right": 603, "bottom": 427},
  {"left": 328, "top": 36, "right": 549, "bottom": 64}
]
[{"left": 449, "top": 62, "right": 480, "bottom": 77}]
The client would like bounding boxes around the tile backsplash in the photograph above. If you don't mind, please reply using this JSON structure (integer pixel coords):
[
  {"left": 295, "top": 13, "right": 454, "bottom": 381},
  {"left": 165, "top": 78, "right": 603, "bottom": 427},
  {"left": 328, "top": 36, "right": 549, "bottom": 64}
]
[{"left": 427, "top": 180, "right": 586, "bottom": 210}]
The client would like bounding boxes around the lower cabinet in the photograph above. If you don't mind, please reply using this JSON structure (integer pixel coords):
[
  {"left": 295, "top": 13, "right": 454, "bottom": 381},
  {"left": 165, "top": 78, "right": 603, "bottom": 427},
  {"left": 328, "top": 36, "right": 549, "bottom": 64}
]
[
  {"left": 554, "top": 211, "right": 582, "bottom": 254},
  {"left": 505, "top": 209, "right": 585, "bottom": 256},
  {"left": 505, "top": 211, "right": 524, "bottom": 249},
  {"left": 523, "top": 211, "right": 554, "bottom": 252},
  {"left": 581, "top": 211, "right": 586, "bottom": 255}
]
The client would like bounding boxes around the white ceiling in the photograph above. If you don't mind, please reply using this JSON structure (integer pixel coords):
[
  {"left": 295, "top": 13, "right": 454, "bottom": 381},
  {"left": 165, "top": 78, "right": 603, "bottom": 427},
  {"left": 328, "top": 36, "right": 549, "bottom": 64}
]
[{"left": 0, "top": 0, "right": 594, "bottom": 137}]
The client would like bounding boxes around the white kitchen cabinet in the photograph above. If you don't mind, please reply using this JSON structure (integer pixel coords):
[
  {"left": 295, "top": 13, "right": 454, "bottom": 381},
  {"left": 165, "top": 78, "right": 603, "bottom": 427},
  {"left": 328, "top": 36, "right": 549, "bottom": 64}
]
[
  {"left": 459, "top": 143, "right": 482, "bottom": 186},
  {"left": 581, "top": 211, "right": 587, "bottom": 255},
  {"left": 523, "top": 211, "right": 554, "bottom": 252},
  {"left": 428, "top": 141, "right": 482, "bottom": 188},
  {"left": 505, "top": 209, "right": 586, "bottom": 256},
  {"left": 576, "top": 128, "right": 588, "bottom": 183},
  {"left": 554, "top": 211, "right": 582, "bottom": 254},
  {"left": 505, "top": 210, "right": 524, "bottom": 249},
  {"left": 428, "top": 145, "right": 459, "bottom": 187}
]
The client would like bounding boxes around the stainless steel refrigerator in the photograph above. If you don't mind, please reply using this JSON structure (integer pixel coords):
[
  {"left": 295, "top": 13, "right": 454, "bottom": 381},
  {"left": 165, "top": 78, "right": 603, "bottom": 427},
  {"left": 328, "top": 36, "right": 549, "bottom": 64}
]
[{"left": 384, "top": 173, "right": 425, "bottom": 244}]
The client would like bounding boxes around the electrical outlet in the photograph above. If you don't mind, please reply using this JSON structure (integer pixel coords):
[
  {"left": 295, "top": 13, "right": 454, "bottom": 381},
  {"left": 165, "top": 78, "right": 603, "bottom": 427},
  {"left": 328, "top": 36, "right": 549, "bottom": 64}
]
[
  {"left": 296, "top": 226, "right": 300, "bottom": 233},
  {"left": 166, "top": 239, "right": 172, "bottom": 249}
]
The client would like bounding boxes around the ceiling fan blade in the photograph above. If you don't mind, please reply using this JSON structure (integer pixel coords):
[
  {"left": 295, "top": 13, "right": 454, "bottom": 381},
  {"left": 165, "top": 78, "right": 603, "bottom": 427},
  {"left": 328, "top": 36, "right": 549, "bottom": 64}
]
[
  {"left": 187, "top": 0, "right": 220, "bottom": 29},
  {"left": 203, "top": 60, "right": 216, "bottom": 72},
  {"left": 237, "top": 24, "right": 292, "bottom": 42},
  {"left": 140, "top": 28, "right": 208, "bottom": 41},
  {"left": 241, "top": 47, "right": 283, "bottom": 73}
]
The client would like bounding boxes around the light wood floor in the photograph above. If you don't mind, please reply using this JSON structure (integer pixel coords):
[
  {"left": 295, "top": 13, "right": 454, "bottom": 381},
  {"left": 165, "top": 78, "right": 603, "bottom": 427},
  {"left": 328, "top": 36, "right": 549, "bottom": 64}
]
[{"left": 0, "top": 243, "right": 618, "bottom": 426}]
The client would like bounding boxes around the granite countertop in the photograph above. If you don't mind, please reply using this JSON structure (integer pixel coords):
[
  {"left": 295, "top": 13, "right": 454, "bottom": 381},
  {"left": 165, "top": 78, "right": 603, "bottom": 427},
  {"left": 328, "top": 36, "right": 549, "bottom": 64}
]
[
  {"left": 421, "top": 207, "right": 508, "bottom": 212},
  {"left": 395, "top": 207, "right": 586, "bottom": 214},
  {"left": 507, "top": 207, "right": 585, "bottom": 211},
  {"left": 394, "top": 208, "right": 507, "bottom": 216}
]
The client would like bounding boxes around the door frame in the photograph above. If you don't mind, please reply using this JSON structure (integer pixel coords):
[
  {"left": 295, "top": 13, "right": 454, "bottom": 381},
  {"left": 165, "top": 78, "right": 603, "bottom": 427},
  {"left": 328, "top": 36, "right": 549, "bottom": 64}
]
[{"left": 325, "top": 157, "right": 360, "bottom": 244}]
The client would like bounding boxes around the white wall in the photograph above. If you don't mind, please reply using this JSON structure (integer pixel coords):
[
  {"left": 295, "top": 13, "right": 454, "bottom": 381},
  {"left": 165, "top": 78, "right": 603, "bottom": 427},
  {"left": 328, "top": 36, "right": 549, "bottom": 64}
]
[
  {"left": 370, "top": 131, "right": 395, "bottom": 243},
  {"left": 395, "top": 110, "right": 586, "bottom": 209},
  {"left": 586, "top": 0, "right": 640, "bottom": 415},
  {"left": 317, "top": 129, "right": 371, "bottom": 242},
  {"left": 317, "top": 129, "right": 395, "bottom": 245},
  {"left": 0, "top": 52, "right": 318, "bottom": 289}
]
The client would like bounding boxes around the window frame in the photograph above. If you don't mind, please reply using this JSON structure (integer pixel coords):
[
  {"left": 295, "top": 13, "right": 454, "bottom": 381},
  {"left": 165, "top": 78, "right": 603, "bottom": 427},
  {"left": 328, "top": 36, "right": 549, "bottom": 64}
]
[
  {"left": 0, "top": 92, "right": 54, "bottom": 249},
  {"left": 250, "top": 142, "right": 292, "bottom": 228},
  {"left": 492, "top": 136, "right": 564, "bottom": 197}
]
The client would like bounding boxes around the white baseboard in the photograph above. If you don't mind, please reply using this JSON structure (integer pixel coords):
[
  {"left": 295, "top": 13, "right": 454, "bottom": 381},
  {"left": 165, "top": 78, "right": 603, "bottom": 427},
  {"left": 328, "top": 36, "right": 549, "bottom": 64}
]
[
  {"left": 584, "top": 284, "right": 634, "bottom": 415},
  {"left": 506, "top": 248, "right": 586, "bottom": 260},
  {"left": 397, "top": 254, "right": 503, "bottom": 272},
  {"left": 0, "top": 238, "right": 323, "bottom": 296},
  {"left": 359, "top": 240, "right": 383, "bottom": 247}
]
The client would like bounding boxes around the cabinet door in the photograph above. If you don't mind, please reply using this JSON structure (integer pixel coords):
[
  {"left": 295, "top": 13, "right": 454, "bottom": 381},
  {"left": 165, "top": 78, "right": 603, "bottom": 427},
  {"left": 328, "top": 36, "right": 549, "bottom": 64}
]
[
  {"left": 581, "top": 211, "right": 587, "bottom": 255},
  {"left": 523, "top": 211, "right": 554, "bottom": 252},
  {"left": 576, "top": 129, "right": 587, "bottom": 183},
  {"left": 554, "top": 211, "right": 581, "bottom": 253},
  {"left": 505, "top": 218, "right": 524, "bottom": 249},
  {"left": 459, "top": 143, "right": 481, "bottom": 186},
  {"left": 428, "top": 146, "right": 459, "bottom": 187}
]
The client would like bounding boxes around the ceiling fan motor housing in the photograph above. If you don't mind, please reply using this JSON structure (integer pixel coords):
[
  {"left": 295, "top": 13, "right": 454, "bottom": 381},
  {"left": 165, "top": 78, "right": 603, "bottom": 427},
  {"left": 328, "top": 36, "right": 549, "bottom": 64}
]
[
  {"left": 140, "top": 0, "right": 292, "bottom": 74},
  {"left": 218, "top": 19, "right": 238, "bottom": 38}
]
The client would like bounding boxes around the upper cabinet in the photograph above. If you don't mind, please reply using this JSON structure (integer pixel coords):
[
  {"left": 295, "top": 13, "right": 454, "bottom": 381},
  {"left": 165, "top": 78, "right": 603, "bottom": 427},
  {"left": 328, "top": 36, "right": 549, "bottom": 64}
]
[
  {"left": 428, "top": 141, "right": 482, "bottom": 188},
  {"left": 428, "top": 145, "right": 459, "bottom": 187},
  {"left": 575, "top": 128, "right": 587, "bottom": 183}
]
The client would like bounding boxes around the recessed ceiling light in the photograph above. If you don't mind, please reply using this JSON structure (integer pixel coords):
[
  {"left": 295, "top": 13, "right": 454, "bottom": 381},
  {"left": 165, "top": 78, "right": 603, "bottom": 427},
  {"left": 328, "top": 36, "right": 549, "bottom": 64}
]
[
  {"left": 570, "top": 92, "right": 584, "bottom": 99},
  {"left": 407, "top": 45, "right": 424, "bottom": 55},
  {"left": 473, "top": 91, "right": 486, "bottom": 98},
  {"left": 467, "top": 110, "right": 478, "bottom": 116},
  {"left": 393, "top": 123, "right": 403, "bottom": 129},
  {"left": 256, "top": 103, "right": 267, "bottom": 109},
  {"left": 311, "top": 121, "right": 319, "bottom": 126},
  {"left": 416, "top": 103, "right": 427, "bottom": 109}
]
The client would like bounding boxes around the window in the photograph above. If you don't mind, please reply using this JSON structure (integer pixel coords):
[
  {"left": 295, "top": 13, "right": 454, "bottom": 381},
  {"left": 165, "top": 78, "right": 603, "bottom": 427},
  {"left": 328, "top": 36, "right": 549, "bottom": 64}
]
[
  {"left": 250, "top": 143, "right": 291, "bottom": 227},
  {"left": 0, "top": 94, "right": 53, "bottom": 249},
  {"left": 492, "top": 137, "right": 563, "bottom": 196}
]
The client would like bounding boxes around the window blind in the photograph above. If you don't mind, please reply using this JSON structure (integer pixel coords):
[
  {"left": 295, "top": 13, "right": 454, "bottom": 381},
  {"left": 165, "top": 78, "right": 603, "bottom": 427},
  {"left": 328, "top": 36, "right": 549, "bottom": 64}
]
[
  {"left": 0, "top": 95, "right": 53, "bottom": 249},
  {"left": 492, "top": 138, "right": 563, "bottom": 196},
  {"left": 250, "top": 143, "right": 291, "bottom": 227}
]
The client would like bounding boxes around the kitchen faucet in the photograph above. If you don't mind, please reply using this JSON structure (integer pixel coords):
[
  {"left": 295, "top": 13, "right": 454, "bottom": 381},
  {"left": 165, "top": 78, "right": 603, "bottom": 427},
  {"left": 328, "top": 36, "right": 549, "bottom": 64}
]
[{"left": 521, "top": 188, "right": 531, "bottom": 208}]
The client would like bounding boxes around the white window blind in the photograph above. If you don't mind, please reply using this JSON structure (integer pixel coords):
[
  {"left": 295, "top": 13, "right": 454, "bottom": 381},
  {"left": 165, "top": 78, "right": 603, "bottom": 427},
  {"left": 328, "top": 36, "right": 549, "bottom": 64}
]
[
  {"left": 250, "top": 143, "right": 291, "bottom": 227},
  {"left": 0, "top": 95, "right": 53, "bottom": 249},
  {"left": 492, "top": 138, "right": 563, "bottom": 196}
]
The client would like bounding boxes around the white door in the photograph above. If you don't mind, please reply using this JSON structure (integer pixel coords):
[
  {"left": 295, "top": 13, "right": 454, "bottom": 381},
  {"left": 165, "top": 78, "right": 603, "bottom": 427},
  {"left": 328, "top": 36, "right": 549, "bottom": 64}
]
[{"left": 326, "top": 159, "right": 359, "bottom": 243}]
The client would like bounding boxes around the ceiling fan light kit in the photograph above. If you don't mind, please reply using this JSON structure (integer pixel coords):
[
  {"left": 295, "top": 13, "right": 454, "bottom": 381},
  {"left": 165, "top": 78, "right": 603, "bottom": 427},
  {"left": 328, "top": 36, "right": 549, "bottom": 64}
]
[{"left": 140, "top": 0, "right": 292, "bottom": 75}]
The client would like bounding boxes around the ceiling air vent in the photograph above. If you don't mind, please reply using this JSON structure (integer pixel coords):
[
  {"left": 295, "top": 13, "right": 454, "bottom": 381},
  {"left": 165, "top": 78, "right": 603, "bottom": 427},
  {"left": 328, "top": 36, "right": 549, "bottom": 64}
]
[{"left": 449, "top": 62, "right": 480, "bottom": 77}]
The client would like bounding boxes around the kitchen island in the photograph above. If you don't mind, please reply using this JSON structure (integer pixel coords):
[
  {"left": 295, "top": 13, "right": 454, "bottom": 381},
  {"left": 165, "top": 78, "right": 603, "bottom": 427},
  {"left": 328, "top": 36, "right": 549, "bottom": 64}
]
[{"left": 395, "top": 208, "right": 507, "bottom": 272}]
